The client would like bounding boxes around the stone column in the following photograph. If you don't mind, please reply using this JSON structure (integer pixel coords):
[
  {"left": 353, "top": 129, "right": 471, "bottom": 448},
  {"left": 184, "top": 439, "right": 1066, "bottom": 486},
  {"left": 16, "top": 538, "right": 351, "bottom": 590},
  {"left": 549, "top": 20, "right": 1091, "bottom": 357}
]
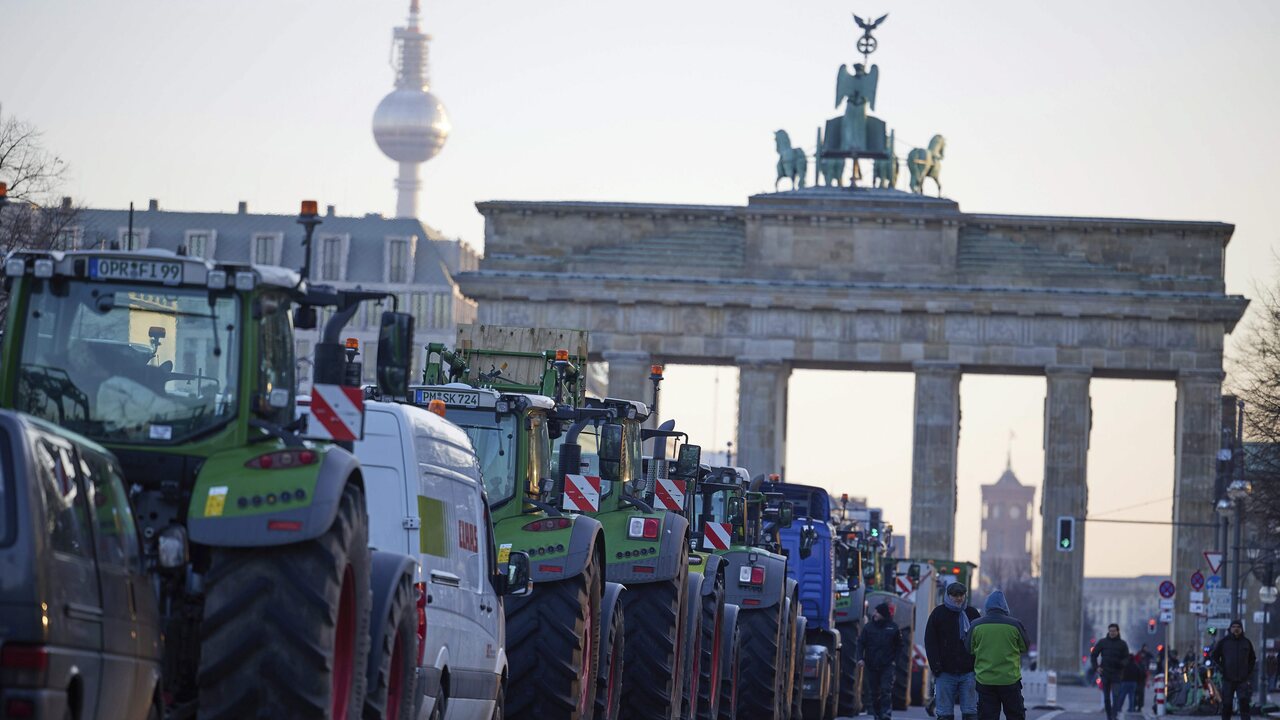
[
  {"left": 909, "top": 362, "right": 961, "bottom": 559},
  {"left": 1171, "top": 370, "right": 1224, "bottom": 654},
  {"left": 602, "top": 350, "right": 653, "bottom": 409},
  {"left": 736, "top": 358, "right": 791, "bottom": 477},
  {"left": 1037, "top": 366, "right": 1091, "bottom": 674}
]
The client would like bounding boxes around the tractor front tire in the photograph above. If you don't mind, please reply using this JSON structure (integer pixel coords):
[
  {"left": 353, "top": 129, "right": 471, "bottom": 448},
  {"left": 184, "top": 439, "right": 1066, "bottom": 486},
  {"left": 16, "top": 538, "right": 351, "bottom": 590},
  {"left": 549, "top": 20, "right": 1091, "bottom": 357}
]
[
  {"left": 197, "top": 482, "right": 372, "bottom": 720},
  {"left": 735, "top": 605, "right": 785, "bottom": 720},
  {"left": 620, "top": 575, "right": 688, "bottom": 720},
  {"left": 505, "top": 555, "right": 603, "bottom": 720}
]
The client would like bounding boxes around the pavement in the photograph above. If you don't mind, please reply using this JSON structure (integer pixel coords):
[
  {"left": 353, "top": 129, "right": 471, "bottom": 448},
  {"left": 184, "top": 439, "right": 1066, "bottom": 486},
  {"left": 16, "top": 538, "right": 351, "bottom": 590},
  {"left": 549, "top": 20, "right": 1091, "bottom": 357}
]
[{"left": 834, "top": 684, "right": 1147, "bottom": 720}]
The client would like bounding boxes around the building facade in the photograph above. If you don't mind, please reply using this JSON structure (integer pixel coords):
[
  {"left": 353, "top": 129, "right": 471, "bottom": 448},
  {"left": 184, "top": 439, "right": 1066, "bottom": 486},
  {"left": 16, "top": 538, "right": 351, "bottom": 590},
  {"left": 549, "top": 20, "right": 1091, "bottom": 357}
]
[
  {"left": 65, "top": 200, "right": 479, "bottom": 388},
  {"left": 1082, "top": 576, "right": 1165, "bottom": 650},
  {"left": 980, "top": 461, "right": 1036, "bottom": 588}
]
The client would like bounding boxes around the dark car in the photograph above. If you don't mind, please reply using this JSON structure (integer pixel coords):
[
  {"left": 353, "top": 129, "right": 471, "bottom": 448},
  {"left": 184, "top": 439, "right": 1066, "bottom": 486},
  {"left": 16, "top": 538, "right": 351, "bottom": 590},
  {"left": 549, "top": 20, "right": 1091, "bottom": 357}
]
[{"left": 0, "top": 410, "right": 162, "bottom": 719}]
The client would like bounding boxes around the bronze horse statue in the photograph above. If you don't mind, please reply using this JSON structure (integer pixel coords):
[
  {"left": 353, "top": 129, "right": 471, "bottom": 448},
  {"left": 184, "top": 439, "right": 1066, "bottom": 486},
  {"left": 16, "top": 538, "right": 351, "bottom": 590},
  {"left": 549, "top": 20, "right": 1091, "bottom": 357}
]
[
  {"left": 774, "top": 130, "right": 808, "bottom": 191},
  {"left": 907, "top": 134, "right": 945, "bottom": 196}
]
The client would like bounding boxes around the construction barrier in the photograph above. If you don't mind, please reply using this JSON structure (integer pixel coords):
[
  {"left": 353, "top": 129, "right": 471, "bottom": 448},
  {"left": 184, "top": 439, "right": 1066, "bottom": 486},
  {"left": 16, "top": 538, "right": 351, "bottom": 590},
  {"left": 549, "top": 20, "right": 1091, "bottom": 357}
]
[{"left": 1154, "top": 673, "right": 1166, "bottom": 716}]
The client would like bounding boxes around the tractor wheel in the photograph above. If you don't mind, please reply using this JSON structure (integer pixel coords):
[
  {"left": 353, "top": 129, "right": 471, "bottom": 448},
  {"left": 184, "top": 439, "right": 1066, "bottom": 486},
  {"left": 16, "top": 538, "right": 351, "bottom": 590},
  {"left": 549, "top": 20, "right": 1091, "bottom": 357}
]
[
  {"left": 892, "top": 627, "right": 912, "bottom": 712},
  {"left": 197, "top": 482, "right": 372, "bottom": 720},
  {"left": 680, "top": 582, "right": 704, "bottom": 720},
  {"left": 716, "top": 605, "right": 741, "bottom": 720},
  {"left": 735, "top": 605, "right": 785, "bottom": 720},
  {"left": 364, "top": 573, "right": 417, "bottom": 720},
  {"left": 595, "top": 587, "right": 625, "bottom": 720},
  {"left": 789, "top": 615, "right": 807, "bottom": 720},
  {"left": 801, "top": 699, "right": 823, "bottom": 720},
  {"left": 506, "top": 553, "right": 603, "bottom": 720},
  {"left": 696, "top": 577, "right": 726, "bottom": 720},
  {"left": 836, "top": 625, "right": 861, "bottom": 717},
  {"left": 620, "top": 573, "right": 688, "bottom": 720},
  {"left": 824, "top": 649, "right": 839, "bottom": 720}
]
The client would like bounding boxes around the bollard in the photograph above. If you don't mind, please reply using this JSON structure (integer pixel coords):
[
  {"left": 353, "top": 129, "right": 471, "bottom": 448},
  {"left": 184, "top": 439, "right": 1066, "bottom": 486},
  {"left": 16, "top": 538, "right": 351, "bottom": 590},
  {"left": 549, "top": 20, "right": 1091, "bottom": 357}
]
[
  {"left": 1154, "top": 674, "right": 1166, "bottom": 716},
  {"left": 1046, "top": 670, "right": 1058, "bottom": 706}
]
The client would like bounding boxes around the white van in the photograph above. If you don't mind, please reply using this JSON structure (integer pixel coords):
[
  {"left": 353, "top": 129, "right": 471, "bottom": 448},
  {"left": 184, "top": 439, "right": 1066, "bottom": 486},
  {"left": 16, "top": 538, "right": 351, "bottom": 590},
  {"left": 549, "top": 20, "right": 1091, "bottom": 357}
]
[{"left": 354, "top": 400, "right": 528, "bottom": 720}]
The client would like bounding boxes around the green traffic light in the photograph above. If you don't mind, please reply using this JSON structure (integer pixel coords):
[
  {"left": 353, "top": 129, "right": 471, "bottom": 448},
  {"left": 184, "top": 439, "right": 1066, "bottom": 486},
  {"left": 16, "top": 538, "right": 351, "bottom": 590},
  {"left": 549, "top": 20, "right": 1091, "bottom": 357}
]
[{"left": 1060, "top": 538, "right": 1070, "bottom": 548}]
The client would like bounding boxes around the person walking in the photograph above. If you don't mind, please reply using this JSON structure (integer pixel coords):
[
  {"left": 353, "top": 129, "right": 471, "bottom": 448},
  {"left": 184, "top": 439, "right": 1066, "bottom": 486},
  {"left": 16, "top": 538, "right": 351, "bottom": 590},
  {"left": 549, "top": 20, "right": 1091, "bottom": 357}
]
[
  {"left": 1117, "top": 652, "right": 1142, "bottom": 713},
  {"left": 1133, "top": 645, "right": 1152, "bottom": 711},
  {"left": 1210, "top": 620, "right": 1257, "bottom": 720},
  {"left": 857, "top": 601, "right": 903, "bottom": 720},
  {"left": 1091, "top": 624, "right": 1131, "bottom": 720},
  {"left": 966, "top": 590, "right": 1030, "bottom": 720},
  {"left": 924, "top": 582, "right": 982, "bottom": 720}
]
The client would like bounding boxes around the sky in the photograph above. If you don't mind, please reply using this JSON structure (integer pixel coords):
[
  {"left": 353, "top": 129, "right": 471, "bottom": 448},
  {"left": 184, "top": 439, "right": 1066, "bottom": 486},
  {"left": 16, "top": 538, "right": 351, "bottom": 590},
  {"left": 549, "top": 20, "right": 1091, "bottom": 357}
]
[{"left": 4, "top": 0, "right": 1280, "bottom": 578}]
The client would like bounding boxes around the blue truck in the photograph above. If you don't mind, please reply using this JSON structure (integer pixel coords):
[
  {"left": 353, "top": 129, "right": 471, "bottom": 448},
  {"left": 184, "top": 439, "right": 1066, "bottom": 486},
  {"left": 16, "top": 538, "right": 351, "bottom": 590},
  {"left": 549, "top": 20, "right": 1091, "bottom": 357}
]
[{"left": 762, "top": 480, "right": 842, "bottom": 720}]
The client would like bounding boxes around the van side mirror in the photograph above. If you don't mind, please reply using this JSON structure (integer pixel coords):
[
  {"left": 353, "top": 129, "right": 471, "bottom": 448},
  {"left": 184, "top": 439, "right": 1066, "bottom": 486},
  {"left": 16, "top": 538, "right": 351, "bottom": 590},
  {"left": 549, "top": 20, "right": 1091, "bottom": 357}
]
[
  {"left": 501, "top": 551, "right": 532, "bottom": 597},
  {"left": 376, "top": 311, "right": 414, "bottom": 398},
  {"left": 674, "top": 444, "right": 701, "bottom": 479}
]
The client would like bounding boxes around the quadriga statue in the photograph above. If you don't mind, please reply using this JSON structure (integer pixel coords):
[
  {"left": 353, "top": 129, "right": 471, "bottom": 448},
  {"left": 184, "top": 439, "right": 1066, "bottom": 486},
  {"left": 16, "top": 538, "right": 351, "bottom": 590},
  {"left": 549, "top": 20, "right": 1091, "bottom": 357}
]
[
  {"left": 907, "top": 134, "right": 945, "bottom": 196},
  {"left": 774, "top": 130, "right": 808, "bottom": 191}
]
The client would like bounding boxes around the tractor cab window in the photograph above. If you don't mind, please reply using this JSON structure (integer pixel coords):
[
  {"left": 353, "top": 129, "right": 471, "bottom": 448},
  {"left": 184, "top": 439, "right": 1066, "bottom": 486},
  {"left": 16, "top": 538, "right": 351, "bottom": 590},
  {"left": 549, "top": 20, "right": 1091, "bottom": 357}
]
[
  {"left": 16, "top": 281, "right": 240, "bottom": 444},
  {"left": 254, "top": 293, "right": 294, "bottom": 426},
  {"left": 526, "top": 413, "right": 551, "bottom": 499}
]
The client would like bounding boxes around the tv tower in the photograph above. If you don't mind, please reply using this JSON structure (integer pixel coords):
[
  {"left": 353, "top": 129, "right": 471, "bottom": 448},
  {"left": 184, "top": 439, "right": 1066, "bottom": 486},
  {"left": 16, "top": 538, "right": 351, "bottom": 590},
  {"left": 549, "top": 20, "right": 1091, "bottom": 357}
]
[{"left": 372, "top": 0, "right": 451, "bottom": 219}]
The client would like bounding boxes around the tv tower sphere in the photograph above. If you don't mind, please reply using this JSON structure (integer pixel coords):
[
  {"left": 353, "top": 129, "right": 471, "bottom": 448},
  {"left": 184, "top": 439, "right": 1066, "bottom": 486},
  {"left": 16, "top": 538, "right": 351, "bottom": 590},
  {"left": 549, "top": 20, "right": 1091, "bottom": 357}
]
[{"left": 372, "top": 0, "right": 450, "bottom": 218}]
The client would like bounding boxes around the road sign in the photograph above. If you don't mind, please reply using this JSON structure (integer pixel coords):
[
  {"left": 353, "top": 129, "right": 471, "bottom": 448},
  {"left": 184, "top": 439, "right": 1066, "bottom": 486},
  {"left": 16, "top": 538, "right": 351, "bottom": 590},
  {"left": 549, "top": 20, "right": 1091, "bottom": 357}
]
[
  {"left": 1189, "top": 601, "right": 1206, "bottom": 615},
  {"left": 1159, "top": 580, "right": 1177, "bottom": 599},
  {"left": 1207, "top": 617, "right": 1233, "bottom": 632},
  {"left": 1159, "top": 609, "right": 1173, "bottom": 623},
  {"left": 1190, "top": 571, "right": 1206, "bottom": 591},
  {"left": 1204, "top": 552, "right": 1225, "bottom": 575},
  {"left": 1208, "top": 588, "right": 1233, "bottom": 616},
  {"left": 1206, "top": 575, "right": 1223, "bottom": 589},
  {"left": 1191, "top": 591, "right": 1205, "bottom": 602},
  {"left": 1262, "top": 586, "right": 1279, "bottom": 604},
  {"left": 1159, "top": 598, "right": 1174, "bottom": 610}
]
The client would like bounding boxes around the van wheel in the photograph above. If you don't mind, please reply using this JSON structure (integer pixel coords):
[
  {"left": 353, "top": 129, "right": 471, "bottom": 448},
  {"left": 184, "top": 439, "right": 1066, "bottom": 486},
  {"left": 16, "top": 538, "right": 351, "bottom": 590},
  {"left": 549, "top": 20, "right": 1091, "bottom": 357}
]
[
  {"left": 620, "top": 570, "right": 688, "bottom": 720},
  {"left": 735, "top": 605, "right": 784, "bottom": 720},
  {"left": 505, "top": 552, "right": 602, "bottom": 719},
  {"left": 696, "top": 576, "right": 725, "bottom": 720},
  {"left": 491, "top": 682, "right": 504, "bottom": 720},
  {"left": 197, "top": 482, "right": 372, "bottom": 720},
  {"left": 364, "top": 573, "right": 417, "bottom": 720}
]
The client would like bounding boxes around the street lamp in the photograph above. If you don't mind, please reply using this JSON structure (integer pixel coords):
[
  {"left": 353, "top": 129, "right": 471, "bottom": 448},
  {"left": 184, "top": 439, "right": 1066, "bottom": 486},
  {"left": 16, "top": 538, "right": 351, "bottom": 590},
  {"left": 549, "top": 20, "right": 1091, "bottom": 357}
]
[{"left": 1225, "top": 479, "right": 1253, "bottom": 630}]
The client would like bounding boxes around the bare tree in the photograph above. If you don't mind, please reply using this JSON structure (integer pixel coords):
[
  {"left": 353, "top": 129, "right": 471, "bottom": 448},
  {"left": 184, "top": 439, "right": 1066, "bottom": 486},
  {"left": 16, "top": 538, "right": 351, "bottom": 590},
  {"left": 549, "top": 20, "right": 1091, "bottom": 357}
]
[
  {"left": 1234, "top": 283, "right": 1280, "bottom": 535},
  {"left": 0, "top": 110, "right": 81, "bottom": 315}
]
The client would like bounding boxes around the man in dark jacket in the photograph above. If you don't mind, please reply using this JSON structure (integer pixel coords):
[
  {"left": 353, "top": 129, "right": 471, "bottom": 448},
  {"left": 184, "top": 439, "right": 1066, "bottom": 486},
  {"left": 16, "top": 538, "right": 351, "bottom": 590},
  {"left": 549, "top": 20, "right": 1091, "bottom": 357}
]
[
  {"left": 1090, "top": 623, "right": 1131, "bottom": 720},
  {"left": 858, "top": 601, "right": 903, "bottom": 720},
  {"left": 925, "top": 582, "right": 982, "bottom": 720},
  {"left": 1211, "top": 620, "right": 1257, "bottom": 720},
  {"left": 967, "top": 590, "right": 1030, "bottom": 720}
]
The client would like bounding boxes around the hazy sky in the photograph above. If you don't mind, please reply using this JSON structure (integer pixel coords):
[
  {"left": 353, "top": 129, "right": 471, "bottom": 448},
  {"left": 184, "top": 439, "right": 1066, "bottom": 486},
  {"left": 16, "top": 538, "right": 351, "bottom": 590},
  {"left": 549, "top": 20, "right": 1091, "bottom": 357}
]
[{"left": 5, "top": 0, "right": 1279, "bottom": 578}]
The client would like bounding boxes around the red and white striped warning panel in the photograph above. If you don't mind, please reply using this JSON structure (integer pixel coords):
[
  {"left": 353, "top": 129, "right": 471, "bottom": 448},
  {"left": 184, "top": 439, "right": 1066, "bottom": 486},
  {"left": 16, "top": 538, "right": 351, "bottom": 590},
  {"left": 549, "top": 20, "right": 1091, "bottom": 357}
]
[
  {"left": 703, "top": 522, "right": 734, "bottom": 550},
  {"left": 654, "top": 478, "right": 687, "bottom": 511},
  {"left": 305, "top": 384, "right": 365, "bottom": 442},
  {"left": 561, "top": 474, "right": 601, "bottom": 512},
  {"left": 913, "top": 643, "right": 928, "bottom": 668},
  {"left": 895, "top": 576, "right": 914, "bottom": 598}
]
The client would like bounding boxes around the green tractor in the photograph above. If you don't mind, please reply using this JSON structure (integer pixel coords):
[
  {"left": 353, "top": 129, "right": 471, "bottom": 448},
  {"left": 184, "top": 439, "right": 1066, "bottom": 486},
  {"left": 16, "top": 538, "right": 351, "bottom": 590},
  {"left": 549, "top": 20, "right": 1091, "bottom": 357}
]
[
  {"left": 692, "top": 467, "right": 798, "bottom": 720},
  {"left": 415, "top": 327, "right": 613, "bottom": 720},
  {"left": 0, "top": 205, "right": 438, "bottom": 720}
]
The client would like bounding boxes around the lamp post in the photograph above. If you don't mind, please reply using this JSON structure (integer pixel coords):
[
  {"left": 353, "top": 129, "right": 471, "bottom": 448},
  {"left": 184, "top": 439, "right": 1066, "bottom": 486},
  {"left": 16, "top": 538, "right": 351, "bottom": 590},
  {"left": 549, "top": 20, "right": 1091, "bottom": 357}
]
[{"left": 1228, "top": 479, "right": 1252, "bottom": 622}]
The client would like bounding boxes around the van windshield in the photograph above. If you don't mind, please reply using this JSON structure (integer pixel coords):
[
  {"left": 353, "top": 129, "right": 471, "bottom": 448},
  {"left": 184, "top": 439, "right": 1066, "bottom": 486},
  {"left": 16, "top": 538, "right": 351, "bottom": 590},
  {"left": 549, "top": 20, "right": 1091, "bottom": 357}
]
[{"left": 448, "top": 409, "right": 517, "bottom": 507}]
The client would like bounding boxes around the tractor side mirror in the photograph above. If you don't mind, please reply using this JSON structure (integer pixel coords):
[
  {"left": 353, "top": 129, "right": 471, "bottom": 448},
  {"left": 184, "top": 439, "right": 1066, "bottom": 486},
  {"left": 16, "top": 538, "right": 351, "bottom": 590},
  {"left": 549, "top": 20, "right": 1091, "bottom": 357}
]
[
  {"left": 558, "top": 442, "right": 582, "bottom": 480},
  {"left": 778, "top": 500, "right": 795, "bottom": 528},
  {"left": 294, "top": 306, "right": 317, "bottom": 330},
  {"left": 598, "top": 424, "right": 622, "bottom": 463},
  {"left": 800, "top": 524, "right": 818, "bottom": 559},
  {"left": 499, "top": 551, "right": 533, "bottom": 597},
  {"left": 727, "top": 496, "right": 745, "bottom": 525},
  {"left": 674, "top": 444, "right": 701, "bottom": 479},
  {"left": 376, "top": 311, "right": 414, "bottom": 399},
  {"left": 148, "top": 326, "right": 166, "bottom": 341}
]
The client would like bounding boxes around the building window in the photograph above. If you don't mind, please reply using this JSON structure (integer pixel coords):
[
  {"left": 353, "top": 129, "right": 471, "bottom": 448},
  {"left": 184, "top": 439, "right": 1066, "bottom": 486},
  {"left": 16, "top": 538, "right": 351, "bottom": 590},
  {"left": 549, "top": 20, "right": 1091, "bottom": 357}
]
[
  {"left": 433, "top": 292, "right": 449, "bottom": 328},
  {"left": 185, "top": 230, "right": 216, "bottom": 259},
  {"left": 362, "top": 341, "right": 378, "bottom": 383},
  {"left": 252, "top": 233, "right": 281, "bottom": 265},
  {"left": 412, "top": 293, "right": 431, "bottom": 329},
  {"left": 1009, "top": 505, "right": 1021, "bottom": 519},
  {"left": 117, "top": 227, "right": 148, "bottom": 250},
  {"left": 991, "top": 504, "right": 1001, "bottom": 519},
  {"left": 982, "top": 503, "right": 988, "bottom": 520},
  {"left": 319, "top": 236, "right": 344, "bottom": 281},
  {"left": 386, "top": 238, "right": 411, "bottom": 284},
  {"left": 981, "top": 530, "right": 987, "bottom": 552},
  {"left": 1025, "top": 531, "right": 1032, "bottom": 553},
  {"left": 56, "top": 225, "right": 83, "bottom": 250}
]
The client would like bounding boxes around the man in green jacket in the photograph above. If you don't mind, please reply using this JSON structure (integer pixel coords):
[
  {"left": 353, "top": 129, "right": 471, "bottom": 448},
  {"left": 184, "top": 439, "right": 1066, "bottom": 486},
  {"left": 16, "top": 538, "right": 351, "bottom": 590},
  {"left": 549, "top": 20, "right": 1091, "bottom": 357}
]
[{"left": 966, "top": 590, "right": 1030, "bottom": 720}]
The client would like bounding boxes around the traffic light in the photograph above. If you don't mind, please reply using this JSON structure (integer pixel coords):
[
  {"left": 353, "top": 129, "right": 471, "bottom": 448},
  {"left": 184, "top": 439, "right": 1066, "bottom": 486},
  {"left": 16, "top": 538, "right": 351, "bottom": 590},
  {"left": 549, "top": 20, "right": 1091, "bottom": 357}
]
[
  {"left": 1208, "top": 625, "right": 1217, "bottom": 637},
  {"left": 1056, "top": 516, "right": 1075, "bottom": 552},
  {"left": 1148, "top": 618, "right": 1157, "bottom": 635}
]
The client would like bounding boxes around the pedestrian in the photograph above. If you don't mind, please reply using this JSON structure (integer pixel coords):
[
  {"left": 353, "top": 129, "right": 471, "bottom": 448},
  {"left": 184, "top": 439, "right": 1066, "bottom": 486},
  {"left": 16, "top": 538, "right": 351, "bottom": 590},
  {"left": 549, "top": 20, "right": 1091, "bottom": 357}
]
[
  {"left": 1210, "top": 620, "right": 1257, "bottom": 720},
  {"left": 966, "top": 590, "right": 1030, "bottom": 720},
  {"left": 924, "top": 582, "right": 982, "bottom": 720},
  {"left": 857, "top": 601, "right": 903, "bottom": 720},
  {"left": 1090, "top": 623, "right": 1131, "bottom": 720},
  {"left": 1133, "top": 645, "right": 1152, "bottom": 711},
  {"left": 1117, "top": 652, "right": 1142, "bottom": 713}
]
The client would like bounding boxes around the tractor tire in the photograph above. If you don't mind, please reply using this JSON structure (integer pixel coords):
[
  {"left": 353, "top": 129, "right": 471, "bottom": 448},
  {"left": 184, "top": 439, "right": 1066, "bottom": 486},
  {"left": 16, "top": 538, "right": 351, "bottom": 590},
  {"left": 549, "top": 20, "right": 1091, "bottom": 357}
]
[
  {"left": 197, "top": 482, "right": 372, "bottom": 720},
  {"left": 595, "top": 586, "right": 625, "bottom": 720},
  {"left": 506, "top": 552, "right": 603, "bottom": 720},
  {"left": 836, "top": 625, "right": 861, "bottom": 717},
  {"left": 801, "top": 699, "right": 823, "bottom": 720},
  {"left": 789, "top": 615, "right": 807, "bottom": 720},
  {"left": 696, "top": 578, "right": 726, "bottom": 720},
  {"left": 680, "top": 582, "right": 704, "bottom": 720},
  {"left": 824, "top": 650, "right": 839, "bottom": 720},
  {"left": 364, "top": 572, "right": 417, "bottom": 720},
  {"left": 717, "top": 604, "right": 740, "bottom": 720},
  {"left": 892, "top": 627, "right": 912, "bottom": 712},
  {"left": 735, "top": 606, "right": 785, "bottom": 720},
  {"left": 620, "top": 573, "right": 688, "bottom": 720}
]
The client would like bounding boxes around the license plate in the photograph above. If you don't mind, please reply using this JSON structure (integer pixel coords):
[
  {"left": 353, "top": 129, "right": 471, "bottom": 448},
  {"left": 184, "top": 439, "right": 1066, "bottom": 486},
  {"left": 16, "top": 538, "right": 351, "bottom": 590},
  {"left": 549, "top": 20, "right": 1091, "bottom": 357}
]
[
  {"left": 414, "top": 388, "right": 480, "bottom": 408},
  {"left": 89, "top": 257, "right": 183, "bottom": 284}
]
